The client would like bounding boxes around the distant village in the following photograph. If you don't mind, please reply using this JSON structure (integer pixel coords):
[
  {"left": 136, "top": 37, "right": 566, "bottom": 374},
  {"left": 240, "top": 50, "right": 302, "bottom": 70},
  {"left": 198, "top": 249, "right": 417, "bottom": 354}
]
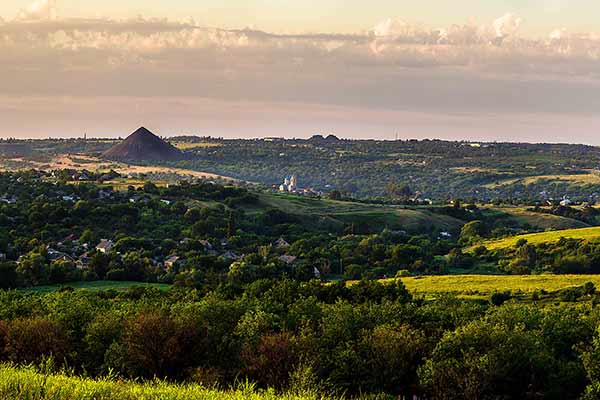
[{"left": 8, "top": 233, "right": 322, "bottom": 280}]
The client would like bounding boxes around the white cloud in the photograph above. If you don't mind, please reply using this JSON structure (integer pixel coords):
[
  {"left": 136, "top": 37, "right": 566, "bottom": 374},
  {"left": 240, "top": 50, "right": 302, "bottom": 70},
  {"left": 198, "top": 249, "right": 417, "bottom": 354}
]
[
  {"left": 492, "top": 13, "right": 522, "bottom": 38},
  {"left": 15, "top": 0, "right": 57, "bottom": 21},
  {"left": 2, "top": 12, "right": 600, "bottom": 141},
  {"left": 549, "top": 28, "right": 566, "bottom": 40}
]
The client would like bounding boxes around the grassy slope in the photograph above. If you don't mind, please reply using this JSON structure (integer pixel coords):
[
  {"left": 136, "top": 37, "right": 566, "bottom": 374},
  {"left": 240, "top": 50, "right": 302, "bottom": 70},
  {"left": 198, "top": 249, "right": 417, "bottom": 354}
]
[
  {"left": 489, "top": 207, "right": 589, "bottom": 230},
  {"left": 0, "top": 365, "right": 327, "bottom": 400},
  {"left": 481, "top": 226, "right": 600, "bottom": 250},
  {"left": 484, "top": 173, "right": 600, "bottom": 188},
  {"left": 389, "top": 275, "right": 600, "bottom": 296},
  {"left": 20, "top": 281, "right": 170, "bottom": 294},
  {"left": 255, "top": 193, "right": 464, "bottom": 232}
]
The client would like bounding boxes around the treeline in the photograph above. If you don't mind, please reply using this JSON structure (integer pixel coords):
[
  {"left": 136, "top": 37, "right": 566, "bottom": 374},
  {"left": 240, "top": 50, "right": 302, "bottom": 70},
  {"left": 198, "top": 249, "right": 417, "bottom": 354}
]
[
  {"left": 166, "top": 137, "right": 600, "bottom": 201},
  {"left": 494, "top": 238, "right": 600, "bottom": 275},
  {"left": 1, "top": 280, "right": 600, "bottom": 399}
]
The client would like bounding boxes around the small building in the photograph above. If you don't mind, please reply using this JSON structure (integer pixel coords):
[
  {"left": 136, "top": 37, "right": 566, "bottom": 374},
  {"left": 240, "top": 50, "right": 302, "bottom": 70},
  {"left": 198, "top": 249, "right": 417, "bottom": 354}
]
[
  {"left": 439, "top": 231, "right": 452, "bottom": 239},
  {"left": 96, "top": 239, "right": 114, "bottom": 254},
  {"left": 279, "top": 255, "right": 297, "bottom": 265},
  {"left": 199, "top": 240, "right": 213, "bottom": 250},
  {"left": 222, "top": 251, "right": 241, "bottom": 261},
  {"left": 560, "top": 198, "right": 573, "bottom": 207},
  {"left": 274, "top": 238, "right": 291, "bottom": 249},
  {"left": 164, "top": 255, "right": 182, "bottom": 269},
  {"left": 279, "top": 175, "right": 298, "bottom": 192}
]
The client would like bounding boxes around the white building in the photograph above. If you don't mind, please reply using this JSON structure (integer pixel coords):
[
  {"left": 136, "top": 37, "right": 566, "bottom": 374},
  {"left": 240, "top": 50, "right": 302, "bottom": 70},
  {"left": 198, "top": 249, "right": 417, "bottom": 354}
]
[{"left": 279, "top": 175, "right": 298, "bottom": 192}]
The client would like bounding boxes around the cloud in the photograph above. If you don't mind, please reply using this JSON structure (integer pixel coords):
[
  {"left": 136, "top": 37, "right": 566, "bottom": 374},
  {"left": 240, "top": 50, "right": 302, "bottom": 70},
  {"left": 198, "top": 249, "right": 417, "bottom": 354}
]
[
  {"left": 15, "top": 0, "right": 57, "bottom": 21},
  {"left": 492, "top": 13, "right": 522, "bottom": 38},
  {"left": 2, "top": 12, "right": 600, "bottom": 141},
  {"left": 0, "top": 12, "right": 599, "bottom": 82}
]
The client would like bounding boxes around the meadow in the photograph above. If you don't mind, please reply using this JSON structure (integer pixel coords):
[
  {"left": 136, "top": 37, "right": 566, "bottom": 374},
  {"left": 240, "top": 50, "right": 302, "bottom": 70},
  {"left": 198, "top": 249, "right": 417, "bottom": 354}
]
[
  {"left": 256, "top": 193, "right": 463, "bottom": 232},
  {"left": 0, "top": 365, "right": 330, "bottom": 400},
  {"left": 480, "top": 226, "right": 600, "bottom": 250},
  {"left": 393, "top": 274, "right": 600, "bottom": 298},
  {"left": 19, "top": 281, "right": 170, "bottom": 294},
  {"left": 489, "top": 207, "right": 588, "bottom": 230}
]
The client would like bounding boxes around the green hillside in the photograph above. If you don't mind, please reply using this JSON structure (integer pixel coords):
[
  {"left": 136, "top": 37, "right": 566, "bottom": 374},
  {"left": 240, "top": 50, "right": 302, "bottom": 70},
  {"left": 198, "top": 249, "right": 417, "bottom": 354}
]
[
  {"left": 254, "top": 193, "right": 464, "bottom": 232},
  {"left": 481, "top": 226, "right": 600, "bottom": 250},
  {"left": 489, "top": 207, "right": 589, "bottom": 230}
]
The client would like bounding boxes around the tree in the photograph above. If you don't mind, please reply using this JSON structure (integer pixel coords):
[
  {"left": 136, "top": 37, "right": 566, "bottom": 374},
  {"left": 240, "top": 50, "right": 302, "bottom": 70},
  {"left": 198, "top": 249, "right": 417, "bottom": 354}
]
[
  {"left": 328, "top": 190, "right": 342, "bottom": 201},
  {"left": 460, "top": 220, "right": 485, "bottom": 243},
  {"left": 4, "top": 318, "right": 68, "bottom": 364},
  {"left": 227, "top": 210, "right": 236, "bottom": 238},
  {"left": 123, "top": 311, "right": 201, "bottom": 378},
  {"left": 363, "top": 325, "right": 426, "bottom": 396},
  {"left": 0, "top": 262, "right": 18, "bottom": 289}
]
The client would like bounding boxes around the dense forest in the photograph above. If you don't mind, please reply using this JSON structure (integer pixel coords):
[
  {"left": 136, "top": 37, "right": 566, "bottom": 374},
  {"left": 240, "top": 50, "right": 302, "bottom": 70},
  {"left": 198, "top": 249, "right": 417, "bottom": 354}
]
[{"left": 2, "top": 280, "right": 600, "bottom": 399}]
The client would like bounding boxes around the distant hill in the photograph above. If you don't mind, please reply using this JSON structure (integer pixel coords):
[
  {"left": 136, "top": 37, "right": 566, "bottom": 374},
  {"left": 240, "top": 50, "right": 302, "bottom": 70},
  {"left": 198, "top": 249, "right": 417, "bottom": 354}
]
[
  {"left": 0, "top": 143, "right": 32, "bottom": 157},
  {"left": 103, "top": 127, "right": 183, "bottom": 162}
]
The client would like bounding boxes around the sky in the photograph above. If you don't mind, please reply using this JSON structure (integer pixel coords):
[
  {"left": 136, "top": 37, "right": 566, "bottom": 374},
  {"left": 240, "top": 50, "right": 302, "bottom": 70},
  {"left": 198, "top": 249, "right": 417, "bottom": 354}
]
[{"left": 2, "top": 0, "right": 600, "bottom": 143}]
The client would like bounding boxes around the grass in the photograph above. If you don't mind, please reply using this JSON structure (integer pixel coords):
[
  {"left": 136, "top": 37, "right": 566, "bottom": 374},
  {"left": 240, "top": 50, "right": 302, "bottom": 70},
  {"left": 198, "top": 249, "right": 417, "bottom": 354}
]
[
  {"left": 489, "top": 207, "right": 589, "bottom": 230},
  {"left": 390, "top": 274, "right": 600, "bottom": 298},
  {"left": 479, "top": 226, "right": 600, "bottom": 250},
  {"left": 484, "top": 172, "right": 600, "bottom": 188},
  {"left": 173, "top": 142, "right": 223, "bottom": 150},
  {"left": 20, "top": 281, "right": 171, "bottom": 294},
  {"left": 0, "top": 365, "right": 330, "bottom": 400},
  {"left": 254, "top": 193, "right": 463, "bottom": 232}
]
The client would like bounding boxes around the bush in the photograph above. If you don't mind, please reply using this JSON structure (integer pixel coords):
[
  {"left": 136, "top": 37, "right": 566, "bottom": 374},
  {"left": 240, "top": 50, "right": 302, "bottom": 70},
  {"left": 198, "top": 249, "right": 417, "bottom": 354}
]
[
  {"left": 490, "top": 291, "right": 512, "bottom": 306},
  {"left": 4, "top": 318, "right": 68, "bottom": 364}
]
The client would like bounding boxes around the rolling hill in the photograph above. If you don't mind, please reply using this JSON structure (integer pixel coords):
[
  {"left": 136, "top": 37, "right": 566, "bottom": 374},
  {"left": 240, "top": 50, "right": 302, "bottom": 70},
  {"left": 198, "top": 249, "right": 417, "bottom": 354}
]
[
  {"left": 251, "top": 193, "right": 465, "bottom": 233},
  {"left": 479, "top": 226, "right": 600, "bottom": 250}
]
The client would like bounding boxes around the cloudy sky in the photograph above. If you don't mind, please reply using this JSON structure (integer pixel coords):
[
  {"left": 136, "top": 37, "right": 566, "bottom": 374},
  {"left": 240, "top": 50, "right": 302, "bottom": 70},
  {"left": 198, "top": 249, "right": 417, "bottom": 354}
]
[{"left": 2, "top": 0, "right": 600, "bottom": 143}]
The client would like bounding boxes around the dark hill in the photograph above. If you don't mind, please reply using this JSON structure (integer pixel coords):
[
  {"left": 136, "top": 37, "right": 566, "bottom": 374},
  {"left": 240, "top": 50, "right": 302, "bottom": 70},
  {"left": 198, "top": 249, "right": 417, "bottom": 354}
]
[{"left": 103, "top": 127, "right": 183, "bottom": 161}]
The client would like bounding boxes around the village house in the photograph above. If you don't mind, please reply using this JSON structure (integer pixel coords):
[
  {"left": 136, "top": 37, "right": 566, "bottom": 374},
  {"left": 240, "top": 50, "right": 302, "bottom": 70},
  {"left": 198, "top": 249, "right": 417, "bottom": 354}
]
[
  {"left": 278, "top": 255, "right": 297, "bottom": 265},
  {"left": 274, "top": 238, "right": 291, "bottom": 250},
  {"left": 164, "top": 255, "right": 182, "bottom": 270},
  {"left": 96, "top": 239, "right": 114, "bottom": 253},
  {"left": 199, "top": 240, "right": 213, "bottom": 250},
  {"left": 222, "top": 251, "right": 241, "bottom": 261}
]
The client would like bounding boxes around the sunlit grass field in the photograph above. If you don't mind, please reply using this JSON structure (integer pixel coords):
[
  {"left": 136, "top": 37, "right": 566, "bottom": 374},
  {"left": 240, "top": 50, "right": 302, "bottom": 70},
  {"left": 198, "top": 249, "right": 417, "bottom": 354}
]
[
  {"left": 479, "top": 227, "right": 600, "bottom": 250},
  {"left": 390, "top": 274, "right": 600, "bottom": 297},
  {"left": 174, "top": 142, "right": 223, "bottom": 149},
  {"left": 0, "top": 365, "right": 330, "bottom": 400},
  {"left": 483, "top": 172, "right": 600, "bottom": 189}
]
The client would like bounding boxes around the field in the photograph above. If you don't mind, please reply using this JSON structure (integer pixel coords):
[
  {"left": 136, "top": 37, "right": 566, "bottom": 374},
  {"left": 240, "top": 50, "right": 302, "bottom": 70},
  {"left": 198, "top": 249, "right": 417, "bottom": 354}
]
[
  {"left": 0, "top": 365, "right": 327, "bottom": 400},
  {"left": 389, "top": 274, "right": 600, "bottom": 298},
  {"left": 489, "top": 207, "right": 589, "bottom": 230},
  {"left": 20, "top": 281, "right": 170, "bottom": 293},
  {"left": 484, "top": 172, "right": 600, "bottom": 188},
  {"left": 255, "top": 193, "right": 464, "bottom": 232},
  {"left": 173, "top": 142, "right": 223, "bottom": 149},
  {"left": 0, "top": 154, "right": 237, "bottom": 182},
  {"left": 479, "top": 226, "right": 600, "bottom": 250}
]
